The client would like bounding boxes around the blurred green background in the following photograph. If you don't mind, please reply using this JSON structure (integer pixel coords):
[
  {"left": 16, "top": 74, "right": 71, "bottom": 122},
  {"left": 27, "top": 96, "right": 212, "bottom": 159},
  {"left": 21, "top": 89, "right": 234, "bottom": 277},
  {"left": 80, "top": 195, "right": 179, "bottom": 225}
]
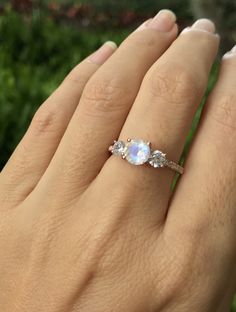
[{"left": 0, "top": 1, "right": 236, "bottom": 309}]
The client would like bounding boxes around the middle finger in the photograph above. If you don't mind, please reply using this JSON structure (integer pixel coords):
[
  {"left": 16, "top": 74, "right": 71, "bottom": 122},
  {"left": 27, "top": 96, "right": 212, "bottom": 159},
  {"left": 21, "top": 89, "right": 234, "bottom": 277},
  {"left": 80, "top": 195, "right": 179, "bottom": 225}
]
[{"left": 37, "top": 10, "right": 178, "bottom": 197}]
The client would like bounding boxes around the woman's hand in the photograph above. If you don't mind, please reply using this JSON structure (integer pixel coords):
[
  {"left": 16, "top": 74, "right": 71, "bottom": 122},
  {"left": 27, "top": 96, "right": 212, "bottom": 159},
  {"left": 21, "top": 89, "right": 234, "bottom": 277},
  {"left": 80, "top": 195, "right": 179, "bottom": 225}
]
[{"left": 1, "top": 10, "right": 236, "bottom": 312}]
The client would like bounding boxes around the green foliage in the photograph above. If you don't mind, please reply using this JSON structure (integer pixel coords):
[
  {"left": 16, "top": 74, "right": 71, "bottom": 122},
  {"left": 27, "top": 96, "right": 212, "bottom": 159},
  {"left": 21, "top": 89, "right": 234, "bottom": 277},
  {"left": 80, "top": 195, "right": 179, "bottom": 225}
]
[
  {"left": 0, "top": 5, "right": 236, "bottom": 311},
  {"left": 80, "top": 0, "right": 191, "bottom": 18},
  {"left": 0, "top": 10, "right": 127, "bottom": 168},
  {"left": 232, "top": 295, "right": 236, "bottom": 312}
]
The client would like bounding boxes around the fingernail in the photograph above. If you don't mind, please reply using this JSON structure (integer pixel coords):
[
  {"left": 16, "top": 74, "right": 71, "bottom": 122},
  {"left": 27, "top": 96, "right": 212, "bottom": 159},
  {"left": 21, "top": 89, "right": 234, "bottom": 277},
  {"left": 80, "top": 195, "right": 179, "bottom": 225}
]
[
  {"left": 88, "top": 41, "right": 117, "bottom": 65},
  {"left": 148, "top": 9, "right": 176, "bottom": 32},
  {"left": 231, "top": 45, "right": 236, "bottom": 53},
  {"left": 223, "top": 45, "right": 236, "bottom": 59},
  {"left": 192, "top": 19, "right": 216, "bottom": 33}
]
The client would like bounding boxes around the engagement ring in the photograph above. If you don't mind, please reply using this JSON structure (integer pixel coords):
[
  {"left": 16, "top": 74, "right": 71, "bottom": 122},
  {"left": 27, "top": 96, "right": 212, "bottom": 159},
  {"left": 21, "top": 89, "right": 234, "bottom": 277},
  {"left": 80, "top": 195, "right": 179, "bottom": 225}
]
[{"left": 109, "top": 139, "right": 184, "bottom": 175}]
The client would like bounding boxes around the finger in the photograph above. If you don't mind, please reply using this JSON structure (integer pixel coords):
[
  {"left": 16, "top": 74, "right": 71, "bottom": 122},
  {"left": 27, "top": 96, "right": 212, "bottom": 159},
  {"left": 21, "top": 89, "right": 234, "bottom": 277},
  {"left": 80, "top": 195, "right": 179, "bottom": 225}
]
[
  {"left": 39, "top": 10, "right": 178, "bottom": 197},
  {"left": 0, "top": 42, "right": 117, "bottom": 209},
  {"left": 168, "top": 46, "right": 236, "bottom": 234},
  {"left": 165, "top": 49, "right": 236, "bottom": 309},
  {"left": 103, "top": 19, "right": 219, "bottom": 223}
]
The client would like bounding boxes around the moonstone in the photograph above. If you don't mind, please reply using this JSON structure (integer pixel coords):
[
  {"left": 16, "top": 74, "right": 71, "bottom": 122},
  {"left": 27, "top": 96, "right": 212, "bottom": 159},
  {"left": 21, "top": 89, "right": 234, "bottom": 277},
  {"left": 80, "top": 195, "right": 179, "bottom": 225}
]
[{"left": 125, "top": 139, "right": 150, "bottom": 165}]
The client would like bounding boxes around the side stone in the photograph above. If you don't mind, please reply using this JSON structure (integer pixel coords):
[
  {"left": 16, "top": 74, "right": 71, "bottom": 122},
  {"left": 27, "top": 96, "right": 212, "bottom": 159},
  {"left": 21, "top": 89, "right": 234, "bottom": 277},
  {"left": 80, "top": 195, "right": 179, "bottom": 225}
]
[{"left": 149, "top": 150, "right": 166, "bottom": 168}]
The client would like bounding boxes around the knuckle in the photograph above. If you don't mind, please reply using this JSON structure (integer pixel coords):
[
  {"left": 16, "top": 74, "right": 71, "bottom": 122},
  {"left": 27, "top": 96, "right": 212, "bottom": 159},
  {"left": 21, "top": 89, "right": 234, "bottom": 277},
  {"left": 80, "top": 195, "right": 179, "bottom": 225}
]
[
  {"left": 146, "top": 63, "right": 205, "bottom": 105},
  {"left": 81, "top": 76, "right": 130, "bottom": 117},
  {"left": 30, "top": 103, "right": 57, "bottom": 135},
  {"left": 125, "top": 31, "right": 158, "bottom": 49},
  {"left": 208, "top": 94, "right": 236, "bottom": 133},
  {"left": 64, "top": 66, "right": 91, "bottom": 88}
]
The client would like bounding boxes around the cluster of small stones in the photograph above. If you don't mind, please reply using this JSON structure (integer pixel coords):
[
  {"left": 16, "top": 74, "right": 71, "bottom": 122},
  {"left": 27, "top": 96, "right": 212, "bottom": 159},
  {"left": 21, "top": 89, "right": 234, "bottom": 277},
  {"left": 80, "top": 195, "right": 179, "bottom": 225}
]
[{"left": 110, "top": 139, "right": 166, "bottom": 168}]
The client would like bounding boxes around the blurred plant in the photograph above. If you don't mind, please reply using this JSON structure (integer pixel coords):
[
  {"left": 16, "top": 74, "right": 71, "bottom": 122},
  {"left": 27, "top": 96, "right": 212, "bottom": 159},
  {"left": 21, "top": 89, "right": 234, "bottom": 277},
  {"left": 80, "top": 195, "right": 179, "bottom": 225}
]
[
  {"left": 0, "top": 4, "right": 236, "bottom": 311},
  {"left": 79, "top": 0, "right": 192, "bottom": 27},
  {"left": 80, "top": 0, "right": 191, "bottom": 17},
  {"left": 232, "top": 296, "right": 236, "bottom": 312},
  {"left": 0, "top": 0, "right": 193, "bottom": 28},
  {"left": 0, "top": 9, "right": 127, "bottom": 169}
]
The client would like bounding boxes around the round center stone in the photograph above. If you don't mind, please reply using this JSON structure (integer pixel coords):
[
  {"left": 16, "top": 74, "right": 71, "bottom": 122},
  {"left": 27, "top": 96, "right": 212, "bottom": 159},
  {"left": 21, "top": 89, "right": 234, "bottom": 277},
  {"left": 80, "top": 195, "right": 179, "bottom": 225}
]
[{"left": 125, "top": 140, "right": 150, "bottom": 165}]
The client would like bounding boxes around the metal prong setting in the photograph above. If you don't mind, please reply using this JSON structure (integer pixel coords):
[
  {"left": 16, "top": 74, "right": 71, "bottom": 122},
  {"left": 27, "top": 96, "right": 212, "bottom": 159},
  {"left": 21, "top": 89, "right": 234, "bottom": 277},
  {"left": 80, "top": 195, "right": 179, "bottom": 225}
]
[{"left": 108, "top": 138, "right": 184, "bottom": 174}]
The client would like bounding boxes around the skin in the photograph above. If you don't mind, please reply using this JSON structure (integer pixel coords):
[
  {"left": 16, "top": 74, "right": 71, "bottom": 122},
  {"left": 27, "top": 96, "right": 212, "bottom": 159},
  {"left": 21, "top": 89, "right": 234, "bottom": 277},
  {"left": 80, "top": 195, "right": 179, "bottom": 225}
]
[{"left": 0, "top": 11, "right": 236, "bottom": 312}]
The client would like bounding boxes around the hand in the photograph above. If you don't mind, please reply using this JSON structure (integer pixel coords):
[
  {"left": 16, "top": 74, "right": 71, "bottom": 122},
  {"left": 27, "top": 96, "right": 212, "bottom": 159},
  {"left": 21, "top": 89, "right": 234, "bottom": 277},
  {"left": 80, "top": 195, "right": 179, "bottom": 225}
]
[{"left": 1, "top": 10, "right": 236, "bottom": 312}]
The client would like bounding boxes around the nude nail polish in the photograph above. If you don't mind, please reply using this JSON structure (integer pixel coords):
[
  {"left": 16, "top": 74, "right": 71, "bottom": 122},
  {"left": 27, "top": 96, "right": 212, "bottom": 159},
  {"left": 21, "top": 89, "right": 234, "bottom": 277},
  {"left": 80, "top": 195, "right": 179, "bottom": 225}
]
[
  {"left": 230, "top": 46, "right": 236, "bottom": 54},
  {"left": 148, "top": 9, "right": 176, "bottom": 32},
  {"left": 223, "top": 45, "right": 236, "bottom": 59},
  {"left": 88, "top": 41, "right": 117, "bottom": 65},
  {"left": 192, "top": 19, "right": 216, "bottom": 33}
]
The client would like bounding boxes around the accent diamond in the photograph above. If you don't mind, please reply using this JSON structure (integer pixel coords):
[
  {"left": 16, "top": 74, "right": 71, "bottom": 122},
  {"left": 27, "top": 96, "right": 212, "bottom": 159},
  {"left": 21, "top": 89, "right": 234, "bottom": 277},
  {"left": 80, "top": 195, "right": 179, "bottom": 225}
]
[
  {"left": 149, "top": 150, "right": 166, "bottom": 168},
  {"left": 111, "top": 141, "right": 126, "bottom": 156},
  {"left": 125, "top": 139, "right": 150, "bottom": 165}
]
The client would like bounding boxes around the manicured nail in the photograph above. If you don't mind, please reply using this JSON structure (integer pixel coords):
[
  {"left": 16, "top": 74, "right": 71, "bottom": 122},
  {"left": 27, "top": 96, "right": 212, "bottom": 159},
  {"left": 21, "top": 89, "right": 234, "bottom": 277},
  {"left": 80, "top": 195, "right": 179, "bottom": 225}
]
[
  {"left": 192, "top": 19, "right": 216, "bottom": 33},
  {"left": 223, "top": 45, "right": 236, "bottom": 59},
  {"left": 88, "top": 41, "right": 117, "bottom": 65},
  {"left": 148, "top": 9, "right": 176, "bottom": 32},
  {"left": 231, "top": 46, "right": 236, "bottom": 53}
]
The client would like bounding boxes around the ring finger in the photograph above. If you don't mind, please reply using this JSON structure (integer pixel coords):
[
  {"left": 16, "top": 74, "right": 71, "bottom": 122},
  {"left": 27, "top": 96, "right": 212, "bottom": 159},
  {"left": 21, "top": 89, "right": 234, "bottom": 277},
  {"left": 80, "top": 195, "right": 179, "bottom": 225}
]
[{"left": 103, "top": 19, "right": 219, "bottom": 222}]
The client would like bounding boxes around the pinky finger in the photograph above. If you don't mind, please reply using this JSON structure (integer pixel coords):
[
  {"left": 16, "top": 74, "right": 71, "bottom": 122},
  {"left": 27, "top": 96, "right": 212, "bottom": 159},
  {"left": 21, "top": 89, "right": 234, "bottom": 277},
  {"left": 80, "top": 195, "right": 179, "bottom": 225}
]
[
  {"left": 169, "top": 45, "right": 236, "bottom": 242},
  {"left": 166, "top": 47, "right": 236, "bottom": 309}
]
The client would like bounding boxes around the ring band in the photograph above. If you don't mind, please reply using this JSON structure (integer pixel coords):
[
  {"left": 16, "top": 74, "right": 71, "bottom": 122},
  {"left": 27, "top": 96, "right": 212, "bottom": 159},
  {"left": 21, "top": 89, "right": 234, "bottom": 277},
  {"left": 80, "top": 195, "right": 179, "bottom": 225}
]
[{"left": 108, "top": 139, "right": 184, "bottom": 175}]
